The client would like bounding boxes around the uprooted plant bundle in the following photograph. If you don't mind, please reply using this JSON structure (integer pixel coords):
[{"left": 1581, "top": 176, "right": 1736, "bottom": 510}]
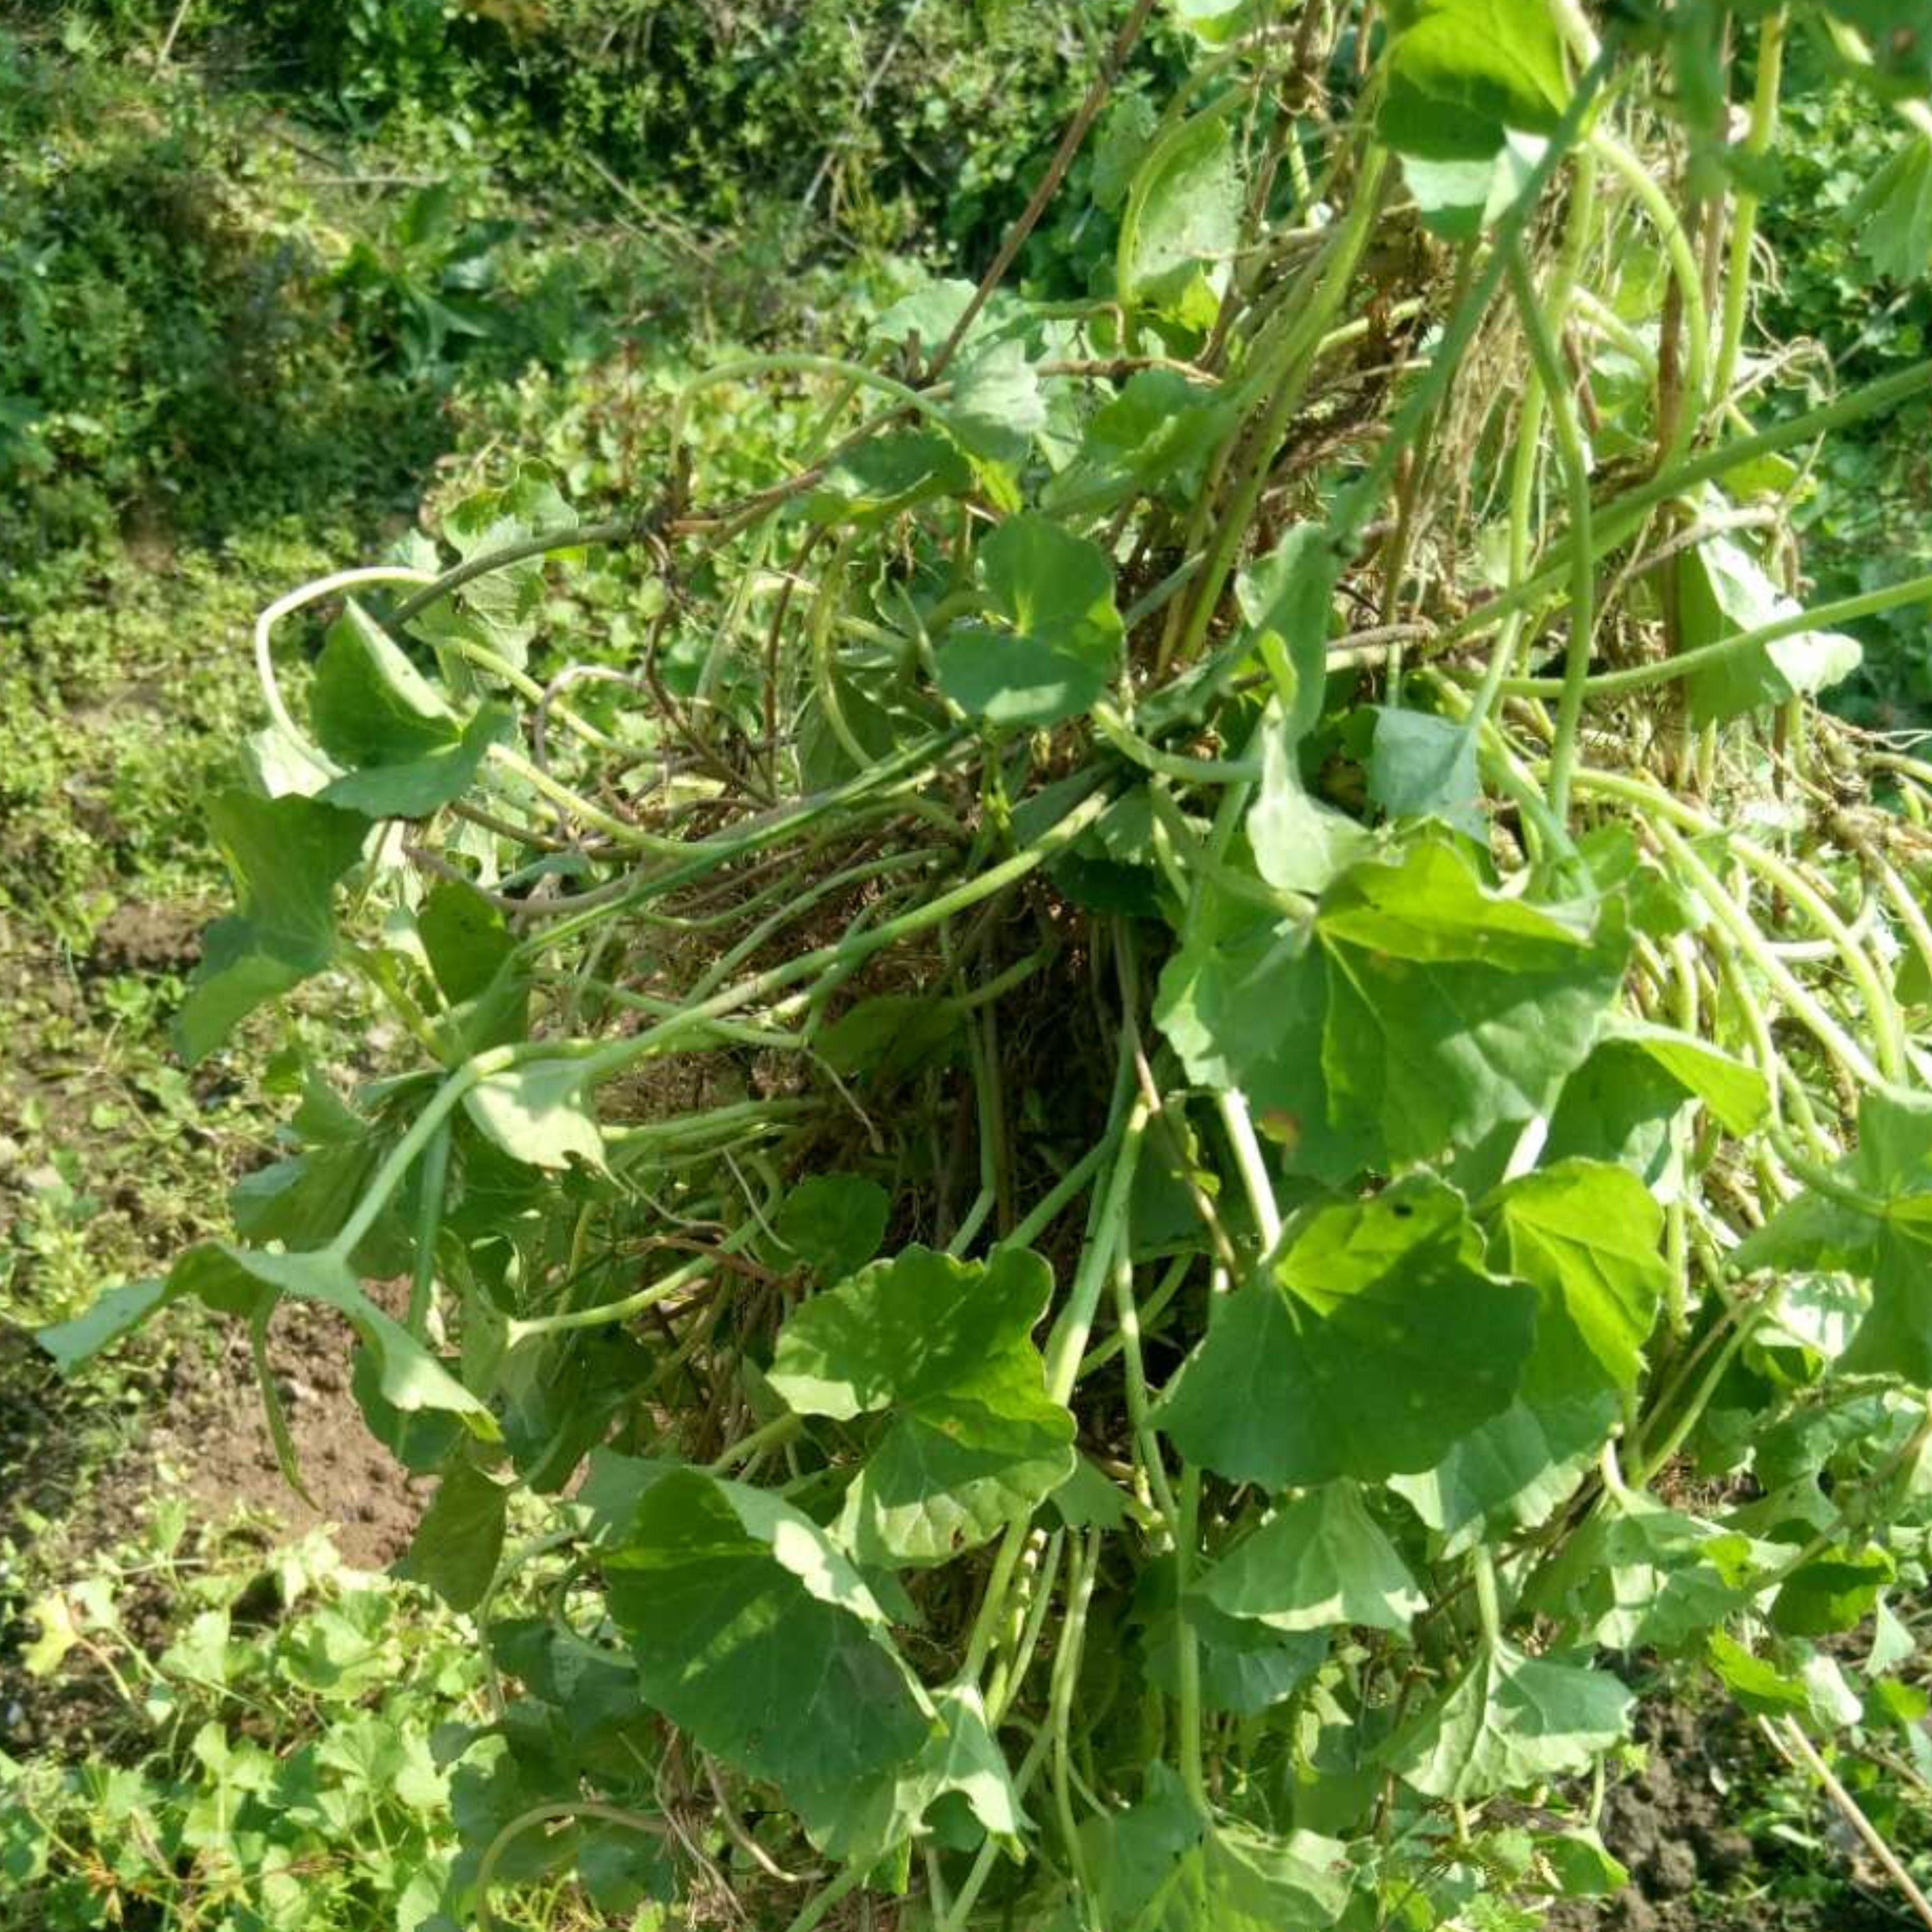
[{"left": 42, "top": 0, "right": 1932, "bottom": 1924}]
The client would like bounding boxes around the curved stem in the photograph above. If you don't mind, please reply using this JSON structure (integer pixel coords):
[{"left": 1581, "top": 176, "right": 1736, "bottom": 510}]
[
  {"left": 253, "top": 565, "right": 435, "bottom": 761},
  {"left": 1712, "top": 9, "right": 1787, "bottom": 412},
  {"left": 1591, "top": 129, "right": 1710, "bottom": 455},
  {"left": 1507, "top": 243, "right": 1594, "bottom": 822}
]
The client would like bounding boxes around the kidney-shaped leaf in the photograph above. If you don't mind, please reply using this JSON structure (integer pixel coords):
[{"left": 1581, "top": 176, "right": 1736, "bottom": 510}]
[
  {"left": 1384, "top": 1640, "right": 1634, "bottom": 1800},
  {"left": 1155, "top": 1178, "right": 1537, "bottom": 1486},
  {"left": 770, "top": 1244, "right": 1074, "bottom": 1565},
  {"left": 938, "top": 514, "right": 1124, "bottom": 727}
]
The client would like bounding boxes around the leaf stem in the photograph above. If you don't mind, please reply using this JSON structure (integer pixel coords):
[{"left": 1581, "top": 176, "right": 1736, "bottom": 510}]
[
  {"left": 1487, "top": 569, "right": 1932, "bottom": 702},
  {"left": 1506, "top": 243, "right": 1593, "bottom": 824},
  {"left": 1712, "top": 9, "right": 1786, "bottom": 412}
]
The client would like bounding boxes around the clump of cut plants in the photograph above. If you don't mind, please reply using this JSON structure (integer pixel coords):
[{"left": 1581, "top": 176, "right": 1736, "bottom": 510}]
[{"left": 39, "top": 1, "right": 1932, "bottom": 1927}]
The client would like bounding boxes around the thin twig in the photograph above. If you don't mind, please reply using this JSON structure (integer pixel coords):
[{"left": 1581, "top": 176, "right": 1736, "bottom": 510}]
[
  {"left": 928, "top": 0, "right": 1161, "bottom": 378},
  {"left": 1768, "top": 1718, "right": 1932, "bottom": 1932}
]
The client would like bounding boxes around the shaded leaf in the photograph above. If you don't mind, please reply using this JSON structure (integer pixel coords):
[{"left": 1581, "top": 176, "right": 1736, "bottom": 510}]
[
  {"left": 1369, "top": 709, "right": 1484, "bottom": 840},
  {"left": 603, "top": 1469, "right": 930, "bottom": 1793},
  {"left": 938, "top": 514, "right": 1123, "bottom": 727},
  {"left": 398, "top": 1461, "right": 507, "bottom": 1612},
  {"left": 776, "top": 1173, "right": 890, "bottom": 1284}
]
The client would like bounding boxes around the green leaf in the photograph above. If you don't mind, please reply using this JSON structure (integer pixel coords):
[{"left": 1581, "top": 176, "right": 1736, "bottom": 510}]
[
  {"left": 1398, "top": 133, "right": 1543, "bottom": 241},
  {"left": 1385, "top": 1641, "right": 1634, "bottom": 1800},
  {"left": 800, "top": 432, "right": 972, "bottom": 526},
  {"left": 1378, "top": 0, "right": 1570, "bottom": 161},
  {"left": 1085, "top": 1772, "right": 1354, "bottom": 1932},
  {"left": 398, "top": 1461, "right": 507, "bottom": 1612},
  {"left": 577, "top": 1821, "right": 674, "bottom": 1916},
  {"left": 871, "top": 278, "right": 979, "bottom": 355},
  {"left": 1170, "top": 0, "right": 1258, "bottom": 44},
  {"left": 776, "top": 1173, "right": 890, "bottom": 1284},
  {"left": 1094, "top": 96, "right": 1161, "bottom": 210},
  {"left": 1158, "top": 839, "right": 1626, "bottom": 1177},
  {"left": 1494, "top": 1161, "right": 1668, "bottom": 1391},
  {"left": 1540, "top": 1828, "right": 1629, "bottom": 1898},
  {"left": 422, "top": 467, "right": 579, "bottom": 668},
  {"left": 1138, "top": 1559, "right": 1330, "bottom": 1715},
  {"left": 322, "top": 704, "right": 510, "bottom": 820},
  {"left": 1605, "top": 1019, "right": 1771, "bottom": 1137},
  {"left": 416, "top": 878, "right": 528, "bottom": 1053},
  {"left": 1393, "top": 1168, "right": 1639, "bottom": 1552},
  {"left": 36, "top": 1279, "right": 167, "bottom": 1373},
  {"left": 1706, "top": 1630, "right": 1809, "bottom": 1717},
  {"left": 231, "top": 1141, "right": 408, "bottom": 1276},
  {"left": 770, "top": 1244, "right": 1049, "bottom": 1419},
  {"left": 842, "top": 1364, "right": 1077, "bottom": 1566},
  {"left": 1050, "top": 1456, "right": 1133, "bottom": 1530},
  {"left": 1368, "top": 710, "right": 1484, "bottom": 840},
  {"left": 602, "top": 1469, "right": 930, "bottom": 1793},
  {"left": 817, "top": 992, "right": 965, "bottom": 1083},
  {"left": 770, "top": 1245, "right": 1074, "bottom": 1564},
  {"left": 1773, "top": 1544, "right": 1895, "bottom": 1637},
  {"left": 1155, "top": 1178, "right": 1537, "bottom": 1486},
  {"left": 794, "top": 1685, "right": 1024, "bottom": 1861},
  {"left": 1196, "top": 1482, "right": 1426, "bottom": 1633},
  {"left": 1044, "top": 370, "right": 1233, "bottom": 516},
  {"left": 306, "top": 601, "right": 513, "bottom": 819},
  {"left": 947, "top": 337, "right": 1048, "bottom": 467},
  {"left": 938, "top": 514, "right": 1123, "bottom": 727},
  {"left": 176, "top": 791, "right": 369, "bottom": 1063},
  {"left": 1248, "top": 714, "right": 1375, "bottom": 896},
  {"left": 1848, "top": 1210, "right": 1932, "bottom": 1382},
  {"left": 312, "top": 601, "right": 457, "bottom": 767},
  {"left": 1527, "top": 1497, "right": 1761, "bottom": 1651},
  {"left": 1236, "top": 526, "right": 1339, "bottom": 747},
  {"left": 419, "top": 878, "right": 517, "bottom": 1005},
  {"left": 1732, "top": 1086, "right": 1932, "bottom": 1383},
  {"left": 1119, "top": 106, "right": 1244, "bottom": 330},
  {"left": 180, "top": 1244, "right": 495, "bottom": 1432},
  {"left": 1317, "top": 840, "right": 1602, "bottom": 963},
  {"left": 1545, "top": 1037, "right": 1697, "bottom": 1193},
  {"left": 1681, "top": 532, "right": 1862, "bottom": 725},
  {"left": 462, "top": 1060, "right": 607, "bottom": 1173},
  {"left": 1318, "top": 845, "right": 1625, "bottom": 1167},
  {"left": 1388, "top": 1380, "right": 1614, "bottom": 1557},
  {"left": 1852, "top": 138, "right": 1932, "bottom": 280}
]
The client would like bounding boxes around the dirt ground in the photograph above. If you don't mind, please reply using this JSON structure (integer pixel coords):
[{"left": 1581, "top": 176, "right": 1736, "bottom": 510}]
[
  {"left": 4, "top": 1293, "right": 427, "bottom": 1574},
  {"left": 1, "top": 1289, "right": 428, "bottom": 1757},
  {"left": 1548, "top": 1702, "right": 1907, "bottom": 1932}
]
